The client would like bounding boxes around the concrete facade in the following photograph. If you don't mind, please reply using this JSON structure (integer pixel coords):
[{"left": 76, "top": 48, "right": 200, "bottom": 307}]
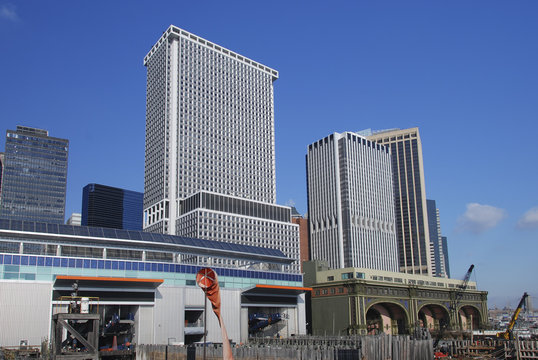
[
  {"left": 306, "top": 132, "right": 398, "bottom": 271},
  {"left": 365, "top": 128, "right": 432, "bottom": 276},
  {"left": 142, "top": 25, "right": 300, "bottom": 274},
  {"left": 291, "top": 215, "right": 309, "bottom": 272}
]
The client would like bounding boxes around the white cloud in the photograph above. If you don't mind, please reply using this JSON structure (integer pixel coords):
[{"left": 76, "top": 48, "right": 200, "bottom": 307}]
[
  {"left": 457, "top": 203, "right": 507, "bottom": 234},
  {"left": 517, "top": 207, "right": 538, "bottom": 230},
  {"left": 285, "top": 199, "right": 296, "bottom": 207},
  {"left": 0, "top": 4, "right": 19, "bottom": 22}
]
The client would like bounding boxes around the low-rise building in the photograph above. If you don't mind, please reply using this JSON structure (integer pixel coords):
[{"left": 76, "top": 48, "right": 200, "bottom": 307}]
[
  {"left": 303, "top": 260, "right": 487, "bottom": 336},
  {"left": 0, "top": 219, "right": 308, "bottom": 347}
]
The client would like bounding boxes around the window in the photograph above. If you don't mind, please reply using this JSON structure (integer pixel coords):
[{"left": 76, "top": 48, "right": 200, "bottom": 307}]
[
  {"left": 327, "top": 276, "right": 334, "bottom": 281},
  {"left": 341, "top": 272, "right": 353, "bottom": 280},
  {"left": 0, "top": 241, "right": 20, "bottom": 253},
  {"left": 356, "top": 272, "right": 365, "bottom": 279}
]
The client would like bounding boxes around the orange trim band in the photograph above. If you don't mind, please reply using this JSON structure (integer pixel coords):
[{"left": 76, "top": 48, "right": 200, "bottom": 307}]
[
  {"left": 255, "top": 284, "right": 312, "bottom": 291},
  {"left": 55, "top": 275, "right": 164, "bottom": 283}
]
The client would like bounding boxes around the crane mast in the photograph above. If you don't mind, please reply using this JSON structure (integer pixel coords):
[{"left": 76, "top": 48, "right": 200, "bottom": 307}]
[{"left": 497, "top": 292, "right": 529, "bottom": 340}]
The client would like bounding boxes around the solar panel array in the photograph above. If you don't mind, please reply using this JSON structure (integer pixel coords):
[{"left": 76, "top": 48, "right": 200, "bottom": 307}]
[{"left": 0, "top": 219, "right": 288, "bottom": 259}]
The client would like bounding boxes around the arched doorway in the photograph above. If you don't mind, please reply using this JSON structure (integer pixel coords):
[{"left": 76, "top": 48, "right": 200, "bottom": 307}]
[
  {"left": 366, "top": 302, "right": 409, "bottom": 335},
  {"left": 418, "top": 304, "right": 450, "bottom": 333},
  {"left": 458, "top": 305, "right": 480, "bottom": 330}
]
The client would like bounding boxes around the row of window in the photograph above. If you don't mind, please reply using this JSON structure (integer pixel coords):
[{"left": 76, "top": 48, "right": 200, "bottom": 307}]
[
  {"left": 323, "top": 271, "right": 476, "bottom": 290},
  {"left": 314, "top": 287, "right": 347, "bottom": 297},
  {"left": 180, "top": 192, "right": 290, "bottom": 222},
  {"left": 0, "top": 253, "right": 302, "bottom": 282},
  {"left": 176, "top": 210, "right": 301, "bottom": 273}
]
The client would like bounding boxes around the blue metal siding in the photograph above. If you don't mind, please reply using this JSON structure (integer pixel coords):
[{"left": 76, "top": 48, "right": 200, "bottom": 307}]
[{"left": 0, "top": 253, "right": 303, "bottom": 286}]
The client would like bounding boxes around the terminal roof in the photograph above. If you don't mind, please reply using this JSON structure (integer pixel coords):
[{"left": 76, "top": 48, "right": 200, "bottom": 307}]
[{"left": 0, "top": 219, "right": 292, "bottom": 264}]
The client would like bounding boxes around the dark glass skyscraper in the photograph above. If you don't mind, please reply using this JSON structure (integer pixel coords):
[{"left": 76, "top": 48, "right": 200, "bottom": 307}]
[
  {"left": 441, "top": 236, "right": 450, "bottom": 278},
  {"left": 427, "top": 199, "right": 449, "bottom": 278},
  {"left": 0, "top": 126, "right": 69, "bottom": 223},
  {"left": 82, "top": 184, "right": 143, "bottom": 230},
  {"left": 0, "top": 153, "right": 4, "bottom": 200}
]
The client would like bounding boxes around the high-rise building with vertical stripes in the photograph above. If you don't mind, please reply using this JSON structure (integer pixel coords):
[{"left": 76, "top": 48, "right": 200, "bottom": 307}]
[
  {"left": 306, "top": 132, "right": 398, "bottom": 271},
  {"left": 364, "top": 128, "right": 432, "bottom": 276},
  {"left": 143, "top": 26, "right": 300, "bottom": 272}
]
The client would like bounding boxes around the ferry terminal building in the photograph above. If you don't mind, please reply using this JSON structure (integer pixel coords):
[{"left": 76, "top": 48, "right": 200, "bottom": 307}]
[{"left": 0, "top": 219, "right": 308, "bottom": 347}]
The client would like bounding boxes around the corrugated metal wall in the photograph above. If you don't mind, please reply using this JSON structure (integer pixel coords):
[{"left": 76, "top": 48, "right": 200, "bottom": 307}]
[
  {"left": 0, "top": 281, "right": 305, "bottom": 347},
  {"left": 0, "top": 281, "right": 52, "bottom": 346},
  {"left": 152, "top": 286, "right": 241, "bottom": 345},
  {"left": 154, "top": 286, "right": 184, "bottom": 344},
  {"left": 183, "top": 287, "right": 241, "bottom": 344},
  {"left": 219, "top": 289, "right": 241, "bottom": 343},
  {"left": 297, "top": 293, "right": 307, "bottom": 335},
  {"left": 136, "top": 305, "right": 154, "bottom": 344}
]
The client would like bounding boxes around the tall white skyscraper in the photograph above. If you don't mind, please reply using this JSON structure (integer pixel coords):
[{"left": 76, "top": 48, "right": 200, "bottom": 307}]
[
  {"left": 306, "top": 132, "right": 399, "bottom": 271},
  {"left": 143, "top": 26, "right": 299, "bottom": 272}
]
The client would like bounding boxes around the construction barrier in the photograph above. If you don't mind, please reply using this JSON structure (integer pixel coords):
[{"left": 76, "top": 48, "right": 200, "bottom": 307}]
[{"left": 136, "top": 334, "right": 433, "bottom": 360}]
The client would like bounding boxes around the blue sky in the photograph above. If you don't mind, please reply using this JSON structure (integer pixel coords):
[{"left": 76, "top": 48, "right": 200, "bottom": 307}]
[{"left": 0, "top": 1, "right": 537, "bottom": 308}]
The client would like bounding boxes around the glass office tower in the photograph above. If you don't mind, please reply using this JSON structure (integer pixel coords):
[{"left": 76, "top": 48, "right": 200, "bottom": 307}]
[
  {"left": 0, "top": 153, "right": 4, "bottom": 200},
  {"left": 441, "top": 236, "right": 450, "bottom": 278},
  {"left": 0, "top": 126, "right": 69, "bottom": 223},
  {"left": 82, "top": 183, "right": 143, "bottom": 230},
  {"left": 426, "top": 199, "right": 449, "bottom": 278}
]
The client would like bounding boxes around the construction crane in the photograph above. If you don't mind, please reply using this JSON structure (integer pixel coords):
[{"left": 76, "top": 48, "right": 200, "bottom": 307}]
[
  {"left": 459, "top": 264, "right": 475, "bottom": 289},
  {"left": 434, "top": 264, "right": 475, "bottom": 354},
  {"left": 450, "top": 264, "right": 475, "bottom": 313},
  {"left": 497, "top": 292, "right": 529, "bottom": 340}
]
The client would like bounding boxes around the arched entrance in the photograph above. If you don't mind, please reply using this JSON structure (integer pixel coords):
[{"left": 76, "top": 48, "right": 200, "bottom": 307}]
[
  {"left": 418, "top": 304, "right": 450, "bottom": 331},
  {"left": 366, "top": 302, "right": 409, "bottom": 335},
  {"left": 458, "top": 305, "right": 480, "bottom": 330}
]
